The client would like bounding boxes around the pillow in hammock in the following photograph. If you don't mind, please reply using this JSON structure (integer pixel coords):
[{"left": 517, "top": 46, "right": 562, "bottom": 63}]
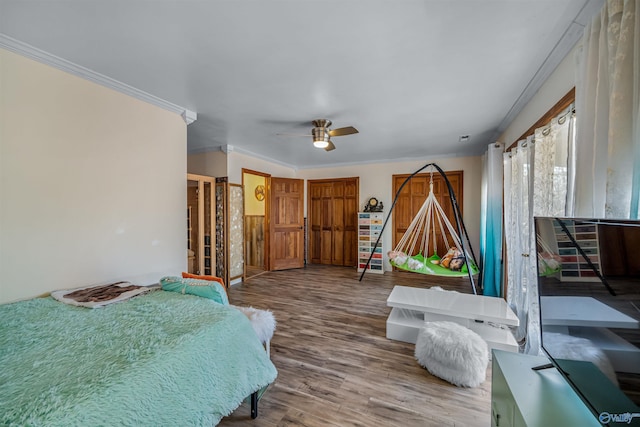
[{"left": 387, "top": 250, "right": 408, "bottom": 266}]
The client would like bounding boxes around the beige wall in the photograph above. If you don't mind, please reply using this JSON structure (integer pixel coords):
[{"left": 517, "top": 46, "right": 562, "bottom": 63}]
[
  {"left": 187, "top": 150, "right": 228, "bottom": 177},
  {"left": 0, "top": 49, "right": 187, "bottom": 303},
  {"left": 227, "top": 151, "right": 296, "bottom": 184}
]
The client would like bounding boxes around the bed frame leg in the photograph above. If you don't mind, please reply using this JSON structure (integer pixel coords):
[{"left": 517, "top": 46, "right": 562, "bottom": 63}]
[{"left": 250, "top": 391, "right": 258, "bottom": 419}]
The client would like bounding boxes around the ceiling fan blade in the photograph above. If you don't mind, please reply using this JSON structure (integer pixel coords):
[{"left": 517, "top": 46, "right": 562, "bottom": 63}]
[
  {"left": 329, "top": 126, "right": 358, "bottom": 137},
  {"left": 324, "top": 140, "right": 336, "bottom": 151}
]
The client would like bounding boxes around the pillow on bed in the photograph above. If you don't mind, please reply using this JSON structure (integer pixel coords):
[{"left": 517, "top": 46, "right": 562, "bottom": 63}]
[
  {"left": 160, "top": 276, "right": 229, "bottom": 305},
  {"left": 181, "top": 272, "right": 226, "bottom": 290}
]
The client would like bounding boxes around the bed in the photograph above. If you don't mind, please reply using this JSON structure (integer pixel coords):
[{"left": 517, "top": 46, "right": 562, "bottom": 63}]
[{"left": 0, "top": 289, "right": 277, "bottom": 426}]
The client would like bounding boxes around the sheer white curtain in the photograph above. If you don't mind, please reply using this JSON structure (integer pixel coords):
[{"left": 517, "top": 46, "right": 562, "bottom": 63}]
[
  {"left": 574, "top": 0, "right": 640, "bottom": 219},
  {"left": 503, "top": 112, "right": 574, "bottom": 354},
  {"left": 504, "top": 138, "right": 535, "bottom": 352}
]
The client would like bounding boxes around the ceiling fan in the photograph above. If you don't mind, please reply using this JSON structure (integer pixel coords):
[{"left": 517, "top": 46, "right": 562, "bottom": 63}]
[
  {"left": 311, "top": 119, "right": 359, "bottom": 151},
  {"left": 278, "top": 119, "right": 359, "bottom": 152}
]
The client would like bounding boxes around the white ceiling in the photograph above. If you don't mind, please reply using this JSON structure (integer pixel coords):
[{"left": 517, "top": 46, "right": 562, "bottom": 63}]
[{"left": 1, "top": 0, "right": 602, "bottom": 169}]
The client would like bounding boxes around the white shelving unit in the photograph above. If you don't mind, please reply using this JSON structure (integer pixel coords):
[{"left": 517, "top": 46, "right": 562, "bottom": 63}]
[
  {"left": 554, "top": 219, "right": 601, "bottom": 282},
  {"left": 357, "top": 212, "right": 384, "bottom": 274}
]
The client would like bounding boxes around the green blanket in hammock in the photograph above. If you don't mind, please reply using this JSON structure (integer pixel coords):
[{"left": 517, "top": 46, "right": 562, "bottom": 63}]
[
  {"left": 391, "top": 253, "right": 479, "bottom": 277},
  {"left": 0, "top": 290, "right": 277, "bottom": 426}
]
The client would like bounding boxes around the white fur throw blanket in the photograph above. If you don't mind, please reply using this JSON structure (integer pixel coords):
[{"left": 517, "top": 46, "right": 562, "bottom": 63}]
[
  {"left": 415, "top": 321, "right": 489, "bottom": 388},
  {"left": 233, "top": 305, "right": 276, "bottom": 344}
]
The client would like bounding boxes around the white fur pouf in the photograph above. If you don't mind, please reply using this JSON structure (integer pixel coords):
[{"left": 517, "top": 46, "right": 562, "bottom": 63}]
[
  {"left": 233, "top": 305, "right": 276, "bottom": 355},
  {"left": 415, "top": 321, "right": 489, "bottom": 388}
]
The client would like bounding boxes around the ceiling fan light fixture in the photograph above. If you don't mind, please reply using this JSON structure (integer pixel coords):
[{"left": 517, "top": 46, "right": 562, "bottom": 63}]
[
  {"left": 312, "top": 127, "right": 330, "bottom": 148},
  {"left": 313, "top": 139, "right": 329, "bottom": 148}
]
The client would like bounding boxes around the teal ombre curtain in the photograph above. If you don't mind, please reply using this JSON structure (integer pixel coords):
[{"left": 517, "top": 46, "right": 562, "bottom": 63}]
[
  {"left": 480, "top": 142, "right": 504, "bottom": 297},
  {"left": 633, "top": 101, "right": 640, "bottom": 218}
]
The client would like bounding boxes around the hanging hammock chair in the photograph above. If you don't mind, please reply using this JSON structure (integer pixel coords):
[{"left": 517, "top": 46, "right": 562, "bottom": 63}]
[{"left": 388, "top": 175, "right": 479, "bottom": 277}]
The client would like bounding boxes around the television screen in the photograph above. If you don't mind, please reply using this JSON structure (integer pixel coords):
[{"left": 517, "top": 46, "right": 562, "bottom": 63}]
[{"left": 535, "top": 217, "right": 640, "bottom": 425}]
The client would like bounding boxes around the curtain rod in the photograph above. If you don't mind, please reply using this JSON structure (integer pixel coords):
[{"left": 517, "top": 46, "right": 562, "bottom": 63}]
[
  {"left": 510, "top": 103, "right": 575, "bottom": 150},
  {"left": 507, "top": 87, "right": 575, "bottom": 152}
]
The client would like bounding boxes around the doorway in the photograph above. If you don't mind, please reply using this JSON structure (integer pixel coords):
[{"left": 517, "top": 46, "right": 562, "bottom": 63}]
[
  {"left": 187, "top": 173, "right": 216, "bottom": 276},
  {"left": 243, "top": 169, "right": 270, "bottom": 279}
]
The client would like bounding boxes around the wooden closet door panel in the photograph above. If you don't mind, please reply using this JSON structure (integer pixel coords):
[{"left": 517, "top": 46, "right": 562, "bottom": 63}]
[
  {"left": 321, "top": 195, "right": 333, "bottom": 264},
  {"left": 309, "top": 195, "right": 322, "bottom": 264},
  {"left": 321, "top": 183, "right": 332, "bottom": 198},
  {"left": 332, "top": 196, "right": 345, "bottom": 265},
  {"left": 394, "top": 176, "right": 414, "bottom": 229},
  {"left": 344, "top": 179, "right": 358, "bottom": 266},
  {"left": 345, "top": 180, "right": 357, "bottom": 197},
  {"left": 394, "top": 176, "right": 419, "bottom": 251}
]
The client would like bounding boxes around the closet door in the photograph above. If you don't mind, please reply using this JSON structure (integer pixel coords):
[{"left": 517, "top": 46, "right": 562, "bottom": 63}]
[
  {"left": 308, "top": 177, "right": 358, "bottom": 266},
  {"left": 343, "top": 179, "right": 358, "bottom": 266},
  {"left": 309, "top": 182, "right": 327, "bottom": 264},
  {"left": 392, "top": 171, "right": 463, "bottom": 259}
]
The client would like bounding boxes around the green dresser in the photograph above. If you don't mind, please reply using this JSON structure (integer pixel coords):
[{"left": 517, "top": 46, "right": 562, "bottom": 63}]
[{"left": 491, "top": 350, "right": 601, "bottom": 427}]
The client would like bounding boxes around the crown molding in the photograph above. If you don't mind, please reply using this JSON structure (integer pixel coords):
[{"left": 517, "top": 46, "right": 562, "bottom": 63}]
[
  {"left": 188, "top": 144, "right": 299, "bottom": 170},
  {"left": 0, "top": 34, "right": 197, "bottom": 125}
]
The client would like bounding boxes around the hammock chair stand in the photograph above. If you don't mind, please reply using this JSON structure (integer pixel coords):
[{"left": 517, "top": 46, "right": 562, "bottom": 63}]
[{"left": 358, "top": 162, "right": 481, "bottom": 295}]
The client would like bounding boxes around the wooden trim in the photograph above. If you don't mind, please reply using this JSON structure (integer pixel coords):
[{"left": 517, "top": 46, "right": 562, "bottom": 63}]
[
  {"left": 306, "top": 176, "right": 360, "bottom": 184},
  {"left": 197, "top": 180, "right": 205, "bottom": 274},
  {"left": 242, "top": 168, "right": 270, "bottom": 179},
  {"left": 507, "top": 87, "right": 575, "bottom": 151}
]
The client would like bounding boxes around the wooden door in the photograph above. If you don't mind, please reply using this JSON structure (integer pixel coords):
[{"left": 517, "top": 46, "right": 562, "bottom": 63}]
[
  {"left": 269, "top": 177, "right": 305, "bottom": 270},
  {"left": 342, "top": 180, "right": 358, "bottom": 266},
  {"left": 392, "top": 171, "right": 463, "bottom": 259},
  {"left": 308, "top": 177, "right": 358, "bottom": 266},
  {"left": 310, "top": 181, "right": 328, "bottom": 265}
]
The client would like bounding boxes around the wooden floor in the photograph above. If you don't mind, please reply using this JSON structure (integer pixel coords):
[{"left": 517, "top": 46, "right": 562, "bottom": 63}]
[{"left": 219, "top": 265, "right": 491, "bottom": 427}]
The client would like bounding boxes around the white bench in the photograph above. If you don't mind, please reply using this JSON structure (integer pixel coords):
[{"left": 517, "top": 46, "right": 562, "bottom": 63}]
[{"left": 386, "top": 285, "right": 519, "bottom": 353}]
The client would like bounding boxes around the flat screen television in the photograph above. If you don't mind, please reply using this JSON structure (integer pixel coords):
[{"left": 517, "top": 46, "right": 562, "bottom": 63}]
[{"left": 535, "top": 217, "right": 640, "bottom": 426}]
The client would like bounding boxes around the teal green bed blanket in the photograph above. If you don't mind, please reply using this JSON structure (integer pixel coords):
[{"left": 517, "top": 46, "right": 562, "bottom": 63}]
[{"left": 0, "top": 290, "right": 277, "bottom": 426}]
